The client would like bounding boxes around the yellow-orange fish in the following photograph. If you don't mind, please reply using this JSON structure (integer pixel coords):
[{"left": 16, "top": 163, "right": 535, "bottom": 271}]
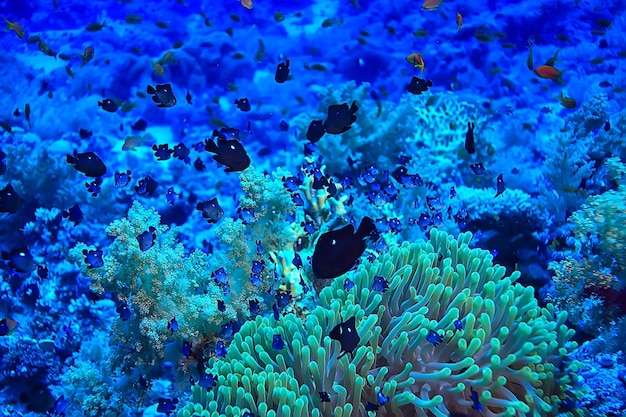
[
  {"left": 558, "top": 91, "right": 576, "bottom": 109},
  {"left": 406, "top": 53, "right": 425, "bottom": 73},
  {"left": 80, "top": 46, "right": 94, "bottom": 67},
  {"left": 421, "top": 0, "right": 443, "bottom": 11},
  {"left": 240, "top": 0, "right": 253, "bottom": 9},
  {"left": 3, "top": 17, "right": 25, "bottom": 39},
  {"left": 456, "top": 12, "right": 463, "bottom": 31}
]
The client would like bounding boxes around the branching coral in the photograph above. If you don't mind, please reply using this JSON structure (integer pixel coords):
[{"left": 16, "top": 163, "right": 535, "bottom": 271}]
[
  {"left": 178, "top": 229, "right": 577, "bottom": 417},
  {"left": 70, "top": 201, "right": 227, "bottom": 367}
]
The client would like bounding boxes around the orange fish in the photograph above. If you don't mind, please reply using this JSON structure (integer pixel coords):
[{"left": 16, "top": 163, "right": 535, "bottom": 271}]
[
  {"left": 3, "top": 17, "right": 25, "bottom": 39},
  {"left": 558, "top": 91, "right": 576, "bottom": 109},
  {"left": 406, "top": 53, "right": 425, "bottom": 73},
  {"left": 80, "top": 46, "right": 94, "bottom": 67},
  {"left": 421, "top": 0, "right": 443, "bottom": 11},
  {"left": 534, "top": 65, "right": 562, "bottom": 80},
  {"left": 456, "top": 12, "right": 463, "bottom": 31},
  {"left": 240, "top": 0, "right": 253, "bottom": 9}
]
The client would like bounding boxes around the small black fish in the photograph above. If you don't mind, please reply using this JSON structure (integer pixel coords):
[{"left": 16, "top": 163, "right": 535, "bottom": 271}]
[
  {"left": 0, "top": 184, "right": 22, "bottom": 214},
  {"left": 62, "top": 203, "right": 84, "bottom": 226},
  {"left": 465, "top": 122, "right": 475, "bottom": 154},
  {"left": 131, "top": 119, "right": 147, "bottom": 131},
  {"left": 319, "top": 391, "right": 331, "bottom": 402},
  {"left": 117, "top": 302, "right": 131, "bottom": 320},
  {"left": 147, "top": 83, "right": 177, "bottom": 107},
  {"left": 604, "top": 121, "right": 610, "bottom": 131},
  {"left": 135, "top": 175, "right": 158, "bottom": 195},
  {"left": 2, "top": 247, "right": 33, "bottom": 273},
  {"left": 235, "top": 97, "right": 251, "bottom": 112},
  {"left": 98, "top": 98, "right": 118, "bottom": 112},
  {"left": 407, "top": 76, "right": 433, "bottom": 95},
  {"left": 391, "top": 166, "right": 422, "bottom": 188},
  {"left": 329, "top": 316, "right": 360, "bottom": 358},
  {"left": 173, "top": 143, "right": 190, "bottom": 163},
  {"left": 79, "top": 128, "right": 92, "bottom": 139},
  {"left": 204, "top": 128, "right": 250, "bottom": 172},
  {"left": 157, "top": 398, "right": 178, "bottom": 416},
  {"left": 186, "top": 90, "right": 193, "bottom": 105},
  {"left": 306, "top": 120, "right": 325, "bottom": 142},
  {"left": 312, "top": 216, "right": 375, "bottom": 279},
  {"left": 495, "top": 173, "right": 506, "bottom": 198},
  {"left": 469, "top": 162, "right": 486, "bottom": 175},
  {"left": 153, "top": 144, "right": 173, "bottom": 161},
  {"left": 279, "top": 120, "right": 289, "bottom": 131},
  {"left": 66, "top": 151, "right": 107, "bottom": 177},
  {"left": 324, "top": 101, "right": 358, "bottom": 134},
  {"left": 0, "top": 149, "right": 5, "bottom": 175},
  {"left": 196, "top": 198, "right": 224, "bottom": 223},
  {"left": 275, "top": 59, "right": 290, "bottom": 83}
]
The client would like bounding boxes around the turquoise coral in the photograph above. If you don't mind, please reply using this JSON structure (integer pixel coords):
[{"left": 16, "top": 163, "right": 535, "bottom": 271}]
[{"left": 178, "top": 229, "right": 577, "bottom": 417}]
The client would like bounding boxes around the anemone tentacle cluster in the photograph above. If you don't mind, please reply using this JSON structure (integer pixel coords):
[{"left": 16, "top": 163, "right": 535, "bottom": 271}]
[{"left": 178, "top": 229, "right": 578, "bottom": 417}]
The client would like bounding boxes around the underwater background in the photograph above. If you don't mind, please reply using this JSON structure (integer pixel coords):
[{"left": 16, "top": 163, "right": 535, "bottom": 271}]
[{"left": 1, "top": 0, "right": 626, "bottom": 415}]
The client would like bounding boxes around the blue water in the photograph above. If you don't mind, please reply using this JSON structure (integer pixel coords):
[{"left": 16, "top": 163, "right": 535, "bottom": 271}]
[{"left": 1, "top": 0, "right": 626, "bottom": 415}]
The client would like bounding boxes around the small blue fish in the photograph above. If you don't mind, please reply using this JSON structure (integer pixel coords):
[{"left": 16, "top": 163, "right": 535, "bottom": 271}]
[
  {"left": 291, "top": 192, "right": 304, "bottom": 206},
  {"left": 470, "top": 387, "right": 482, "bottom": 412},
  {"left": 377, "top": 390, "right": 389, "bottom": 406},
  {"left": 256, "top": 240, "right": 264, "bottom": 255},
  {"left": 426, "top": 196, "right": 443, "bottom": 211},
  {"left": 426, "top": 330, "right": 443, "bottom": 347},
  {"left": 238, "top": 207, "right": 256, "bottom": 224},
  {"left": 198, "top": 373, "right": 216, "bottom": 390},
  {"left": 193, "top": 158, "right": 206, "bottom": 171},
  {"left": 272, "top": 304, "right": 280, "bottom": 320},
  {"left": 272, "top": 334, "right": 285, "bottom": 350},
  {"left": 251, "top": 260, "right": 265, "bottom": 274},
  {"left": 168, "top": 317, "right": 178, "bottom": 333},
  {"left": 301, "top": 220, "right": 316, "bottom": 234},
  {"left": 364, "top": 402, "right": 379, "bottom": 412},
  {"left": 215, "top": 340, "right": 227, "bottom": 357},
  {"left": 275, "top": 291, "right": 291, "bottom": 309},
  {"left": 282, "top": 176, "right": 300, "bottom": 192},
  {"left": 449, "top": 186, "right": 457, "bottom": 199},
  {"left": 196, "top": 198, "right": 224, "bottom": 224},
  {"left": 182, "top": 341, "right": 192, "bottom": 357},
  {"left": 85, "top": 176, "right": 102, "bottom": 197},
  {"left": 116, "top": 302, "right": 131, "bottom": 321},
  {"left": 319, "top": 391, "right": 331, "bottom": 402},
  {"left": 49, "top": 394, "right": 70, "bottom": 416},
  {"left": 166, "top": 187, "right": 181, "bottom": 205},
  {"left": 432, "top": 212, "right": 443, "bottom": 227},
  {"left": 388, "top": 218, "right": 402, "bottom": 234},
  {"left": 372, "top": 276, "right": 389, "bottom": 292},
  {"left": 137, "top": 226, "right": 156, "bottom": 251},
  {"left": 360, "top": 163, "right": 379, "bottom": 184},
  {"left": 62, "top": 203, "right": 84, "bottom": 226},
  {"left": 156, "top": 397, "right": 178, "bottom": 415},
  {"left": 250, "top": 273, "right": 261, "bottom": 286},
  {"left": 343, "top": 278, "right": 355, "bottom": 291},
  {"left": 292, "top": 253, "right": 303, "bottom": 269},
  {"left": 83, "top": 249, "right": 103, "bottom": 268},
  {"left": 249, "top": 299, "right": 260, "bottom": 316},
  {"left": 217, "top": 300, "right": 225, "bottom": 312},
  {"left": 391, "top": 166, "right": 422, "bottom": 188},
  {"left": 114, "top": 169, "right": 131, "bottom": 188},
  {"left": 212, "top": 267, "right": 229, "bottom": 285}
]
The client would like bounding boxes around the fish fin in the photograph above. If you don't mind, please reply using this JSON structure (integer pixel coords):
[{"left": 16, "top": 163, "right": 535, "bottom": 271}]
[
  {"left": 356, "top": 216, "right": 376, "bottom": 239},
  {"left": 146, "top": 85, "right": 156, "bottom": 94},
  {"left": 66, "top": 153, "right": 77, "bottom": 164}
]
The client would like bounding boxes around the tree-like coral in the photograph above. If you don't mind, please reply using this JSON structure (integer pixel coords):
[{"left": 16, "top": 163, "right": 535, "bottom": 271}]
[{"left": 178, "top": 229, "right": 578, "bottom": 417}]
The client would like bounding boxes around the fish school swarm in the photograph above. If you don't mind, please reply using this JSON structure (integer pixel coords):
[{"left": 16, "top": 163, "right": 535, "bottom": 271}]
[{"left": 178, "top": 229, "right": 578, "bottom": 417}]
